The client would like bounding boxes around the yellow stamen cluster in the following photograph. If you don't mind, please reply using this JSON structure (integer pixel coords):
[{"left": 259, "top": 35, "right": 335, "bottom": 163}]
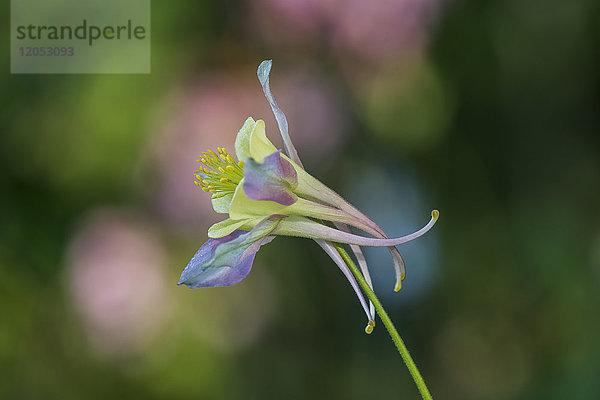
[{"left": 194, "top": 148, "right": 245, "bottom": 198}]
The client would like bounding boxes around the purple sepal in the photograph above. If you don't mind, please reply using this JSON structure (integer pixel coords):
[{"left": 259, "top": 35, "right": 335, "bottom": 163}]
[
  {"left": 178, "top": 216, "right": 281, "bottom": 288},
  {"left": 243, "top": 150, "right": 298, "bottom": 206}
]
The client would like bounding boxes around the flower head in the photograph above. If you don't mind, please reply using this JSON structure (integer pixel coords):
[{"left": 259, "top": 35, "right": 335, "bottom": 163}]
[{"left": 179, "top": 60, "right": 439, "bottom": 331}]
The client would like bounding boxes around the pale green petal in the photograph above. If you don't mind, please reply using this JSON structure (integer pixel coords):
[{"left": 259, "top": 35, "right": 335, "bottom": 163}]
[
  {"left": 229, "top": 179, "right": 290, "bottom": 220},
  {"left": 234, "top": 117, "right": 256, "bottom": 162},
  {"left": 208, "top": 218, "right": 252, "bottom": 238},
  {"left": 234, "top": 117, "right": 277, "bottom": 163},
  {"left": 249, "top": 120, "right": 277, "bottom": 162},
  {"left": 277, "top": 154, "right": 339, "bottom": 206},
  {"left": 229, "top": 178, "right": 375, "bottom": 232},
  {"left": 281, "top": 153, "right": 387, "bottom": 232},
  {"left": 211, "top": 192, "right": 234, "bottom": 214}
]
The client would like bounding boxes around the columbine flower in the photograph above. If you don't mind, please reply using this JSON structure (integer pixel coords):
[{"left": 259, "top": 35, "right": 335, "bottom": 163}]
[{"left": 179, "top": 60, "right": 438, "bottom": 332}]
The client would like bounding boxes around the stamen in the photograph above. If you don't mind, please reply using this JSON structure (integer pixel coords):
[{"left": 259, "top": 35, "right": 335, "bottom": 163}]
[{"left": 194, "top": 147, "right": 245, "bottom": 198}]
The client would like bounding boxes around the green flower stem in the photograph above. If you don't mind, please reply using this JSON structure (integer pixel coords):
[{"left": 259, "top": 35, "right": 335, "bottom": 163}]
[{"left": 332, "top": 243, "right": 433, "bottom": 400}]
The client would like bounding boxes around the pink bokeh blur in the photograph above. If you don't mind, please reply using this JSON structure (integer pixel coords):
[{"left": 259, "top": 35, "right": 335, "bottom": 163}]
[
  {"left": 67, "top": 209, "right": 168, "bottom": 358},
  {"left": 250, "top": 0, "right": 442, "bottom": 61}
]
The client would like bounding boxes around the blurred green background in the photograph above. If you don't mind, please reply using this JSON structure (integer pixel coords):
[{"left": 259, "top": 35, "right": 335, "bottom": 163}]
[{"left": 2, "top": 0, "right": 599, "bottom": 399}]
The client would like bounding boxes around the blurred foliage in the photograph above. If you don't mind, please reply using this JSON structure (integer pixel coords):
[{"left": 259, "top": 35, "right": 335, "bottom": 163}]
[{"left": 1, "top": 0, "right": 599, "bottom": 399}]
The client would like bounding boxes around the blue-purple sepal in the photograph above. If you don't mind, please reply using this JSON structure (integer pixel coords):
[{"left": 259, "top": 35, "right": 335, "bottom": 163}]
[
  {"left": 178, "top": 215, "right": 282, "bottom": 288},
  {"left": 243, "top": 150, "right": 298, "bottom": 206}
]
